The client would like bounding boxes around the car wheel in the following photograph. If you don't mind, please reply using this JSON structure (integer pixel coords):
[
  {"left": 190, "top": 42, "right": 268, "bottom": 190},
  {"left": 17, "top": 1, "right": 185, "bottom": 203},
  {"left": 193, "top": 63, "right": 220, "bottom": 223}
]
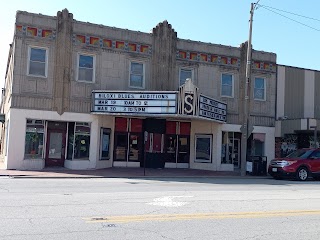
[{"left": 296, "top": 167, "right": 309, "bottom": 181}]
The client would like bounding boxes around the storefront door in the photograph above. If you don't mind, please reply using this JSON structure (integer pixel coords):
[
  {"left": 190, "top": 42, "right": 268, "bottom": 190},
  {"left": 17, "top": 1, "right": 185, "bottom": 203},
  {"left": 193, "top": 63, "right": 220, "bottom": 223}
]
[
  {"left": 144, "top": 133, "right": 164, "bottom": 168},
  {"left": 45, "top": 129, "right": 66, "bottom": 167},
  {"left": 145, "top": 133, "right": 163, "bottom": 153}
]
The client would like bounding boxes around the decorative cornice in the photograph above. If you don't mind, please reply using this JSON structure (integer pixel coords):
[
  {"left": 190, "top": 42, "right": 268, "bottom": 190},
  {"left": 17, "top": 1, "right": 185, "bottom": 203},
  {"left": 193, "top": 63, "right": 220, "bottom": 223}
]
[
  {"left": 252, "top": 60, "right": 276, "bottom": 72},
  {"left": 15, "top": 24, "right": 56, "bottom": 40},
  {"left": 176, "top": 49, "right": 240, "bottom": 68},
  {"left": 176, "top": 49, "right": 276, "bottom": 72},
  {"left": 73, "top": 34, "right": 152, "bottom": 55}
]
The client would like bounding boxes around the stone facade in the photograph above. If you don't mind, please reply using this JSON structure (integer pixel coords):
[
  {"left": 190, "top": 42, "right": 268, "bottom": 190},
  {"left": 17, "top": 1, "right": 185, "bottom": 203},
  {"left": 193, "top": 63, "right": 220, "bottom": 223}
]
[
  {"left": 7, "top": 9, "right": 276, "bottom": 124},
  {"left": 0, "top": 9, "right": 277, "bottom": 170}
]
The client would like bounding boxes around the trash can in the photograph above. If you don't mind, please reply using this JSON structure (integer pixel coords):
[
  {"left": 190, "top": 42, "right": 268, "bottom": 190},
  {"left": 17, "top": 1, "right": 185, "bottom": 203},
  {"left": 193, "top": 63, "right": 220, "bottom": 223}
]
[{"left": 247, "top": 156, "right": 267, "bottom": 176}]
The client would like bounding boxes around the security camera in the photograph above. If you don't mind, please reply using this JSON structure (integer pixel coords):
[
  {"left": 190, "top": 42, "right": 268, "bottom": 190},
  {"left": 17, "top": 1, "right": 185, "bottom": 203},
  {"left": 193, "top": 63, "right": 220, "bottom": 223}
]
[{"left": 282, "top": 116, "right": 288, "bottom": 120}]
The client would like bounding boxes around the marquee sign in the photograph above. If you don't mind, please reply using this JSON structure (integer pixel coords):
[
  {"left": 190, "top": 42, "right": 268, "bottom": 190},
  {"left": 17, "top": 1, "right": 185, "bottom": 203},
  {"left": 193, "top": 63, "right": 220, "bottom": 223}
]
[
  {"left": 92, "top": 91, "right": 177, "bottom": 114},
  {"left": 199, "top": 95, "right": 227, "bottom": 122}
]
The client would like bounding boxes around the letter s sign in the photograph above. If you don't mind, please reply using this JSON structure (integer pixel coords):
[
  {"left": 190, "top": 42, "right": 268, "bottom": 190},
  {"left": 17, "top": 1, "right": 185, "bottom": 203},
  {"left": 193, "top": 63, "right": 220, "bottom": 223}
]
[{"left": 184, "top": 93, "right": 194, "bottom": 115}]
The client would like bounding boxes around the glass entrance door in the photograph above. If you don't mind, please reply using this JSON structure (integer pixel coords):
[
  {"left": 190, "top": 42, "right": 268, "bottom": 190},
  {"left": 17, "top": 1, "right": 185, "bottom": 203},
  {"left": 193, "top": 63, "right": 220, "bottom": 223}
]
[
  {"left": 129, "top": 133, "right": 142, "bottom": 162},
  {"left": 145, "top": 133, "right": 163, "bottom": 153},
  {"left": 45, "top": 129, "right": 66, "bottom": 167}
]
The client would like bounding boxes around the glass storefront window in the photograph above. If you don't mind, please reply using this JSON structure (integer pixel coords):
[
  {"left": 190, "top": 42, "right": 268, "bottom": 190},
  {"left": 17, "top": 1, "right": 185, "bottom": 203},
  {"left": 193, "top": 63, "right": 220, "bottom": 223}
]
[
  {"left": 221, "top": 131, "right": 241, "bottom": 168},
  {"left": 195, "top": 135, "right": 212, "bottom": 163},
  {"left": 24, "top": 119, "right": 44, "bottom": 158},
  {"left": 73, "top": 123, "right": 90, "bottom": 159}
]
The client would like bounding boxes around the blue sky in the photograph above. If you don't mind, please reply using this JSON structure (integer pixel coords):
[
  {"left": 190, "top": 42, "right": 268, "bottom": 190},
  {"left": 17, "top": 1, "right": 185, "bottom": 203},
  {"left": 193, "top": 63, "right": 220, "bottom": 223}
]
[{"left": 1, "top": 0, "right": 319, "bottom": 86}]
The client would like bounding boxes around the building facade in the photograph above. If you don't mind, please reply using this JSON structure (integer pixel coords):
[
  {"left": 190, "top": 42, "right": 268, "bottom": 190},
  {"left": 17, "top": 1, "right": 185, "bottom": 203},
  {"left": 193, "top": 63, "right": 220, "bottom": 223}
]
[
  {"left": 275, "top": 65, "right": 320, "bottom": 157},
  {"left": 0, "top": 9, "right": 276, "bottom": 171}
]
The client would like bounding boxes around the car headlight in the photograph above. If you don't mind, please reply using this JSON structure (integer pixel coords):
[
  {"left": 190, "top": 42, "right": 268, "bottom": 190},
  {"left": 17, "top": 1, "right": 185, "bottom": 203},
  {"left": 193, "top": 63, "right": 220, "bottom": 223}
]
[
  {"left": 271, "top": 160, "right": 297, "bottom": 167},
  {"left": 281, "top": 160, "right": 297, "bottom": 166}
]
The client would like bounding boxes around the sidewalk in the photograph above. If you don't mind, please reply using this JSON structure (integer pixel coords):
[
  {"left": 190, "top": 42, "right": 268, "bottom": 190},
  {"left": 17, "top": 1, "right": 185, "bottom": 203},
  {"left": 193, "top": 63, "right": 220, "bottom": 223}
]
[{"left": 0, "top": 165, "right": 269, "bottom": 179}]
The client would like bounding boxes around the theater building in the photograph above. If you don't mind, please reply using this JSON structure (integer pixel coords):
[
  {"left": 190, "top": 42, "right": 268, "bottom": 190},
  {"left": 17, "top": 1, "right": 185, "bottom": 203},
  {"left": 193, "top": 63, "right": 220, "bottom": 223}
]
[{"left": 0, "top": 9, "right": 276, "bottom": 171}]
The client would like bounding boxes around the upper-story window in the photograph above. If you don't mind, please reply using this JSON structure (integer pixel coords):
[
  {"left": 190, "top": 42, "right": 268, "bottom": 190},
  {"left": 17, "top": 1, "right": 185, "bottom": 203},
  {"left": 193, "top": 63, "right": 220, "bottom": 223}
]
[
  {"left": 77, "top": 54, "right": 95, "bottom": 82},
  {"left": 254, "top": 77, "right": 266, "bottom": 101},
  {"left": 129, "top": 61, "right": 144, "bottom": 88},
  {"left": 179, "top": 68, "right": 193, "bottom": 86},
  {"left": 221, "top": 73, "right": 234, "bottom": 98},
  {"left": 28, "top": 47, "right": 48, "bottom": 77}
]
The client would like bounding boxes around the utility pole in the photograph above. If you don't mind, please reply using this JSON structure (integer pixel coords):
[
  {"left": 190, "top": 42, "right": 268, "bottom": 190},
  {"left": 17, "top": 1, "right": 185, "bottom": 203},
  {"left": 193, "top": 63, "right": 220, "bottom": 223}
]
[{"left": 240, "top": 2, "right": 259, "bottom": 176}]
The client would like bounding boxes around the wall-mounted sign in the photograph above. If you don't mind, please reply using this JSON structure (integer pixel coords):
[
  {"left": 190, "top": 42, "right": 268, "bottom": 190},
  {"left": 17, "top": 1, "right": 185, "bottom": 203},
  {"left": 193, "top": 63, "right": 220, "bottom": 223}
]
[
  {"left": 183, "top": 93, "right": 194, "bottom": 115},
  {"left": 92, "top": 91, "right": 177, "bottom": 114},
  {"left": 199, "top": 95, "right": 227, "bottom": 122}
]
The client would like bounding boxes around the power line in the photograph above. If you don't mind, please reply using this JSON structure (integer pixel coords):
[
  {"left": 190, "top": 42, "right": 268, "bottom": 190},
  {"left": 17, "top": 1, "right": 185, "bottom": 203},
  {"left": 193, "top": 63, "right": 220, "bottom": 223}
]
[
  {"left": 258, "top": 5, "right": 320, "bottom": 32},
  {"left": 258, "top": 4, "right": 320, "bottom": 22}
]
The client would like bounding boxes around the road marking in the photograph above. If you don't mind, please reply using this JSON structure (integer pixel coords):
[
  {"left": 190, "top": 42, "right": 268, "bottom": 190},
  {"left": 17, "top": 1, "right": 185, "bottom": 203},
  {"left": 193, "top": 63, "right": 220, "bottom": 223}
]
[
  {"left": 147, "top": 196, "right": 193, "bottom": 207},
  {"left": 85, "top": 210, "right": 320, "bottom": 223}
]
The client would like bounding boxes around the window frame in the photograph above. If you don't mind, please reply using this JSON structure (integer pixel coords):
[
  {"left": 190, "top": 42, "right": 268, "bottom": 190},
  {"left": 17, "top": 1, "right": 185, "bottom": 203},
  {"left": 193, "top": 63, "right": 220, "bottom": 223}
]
[
  {"left": 253, "top": 77, "right": 266, "bottom": 101},
  {"left": 129, "top": 61, "right": 145, "bottom": 89},
  {"left": 221, "top": 73, "right": 234, "bottom": 98},
  {"left": 27, "top": 46, "right": 48, "bottom": 78},
  {"left": 179, "top": 68, "right": 194, "bottom": 86},
  {"left": 76, "top": 53, "right": 96, "bottom": 83}
]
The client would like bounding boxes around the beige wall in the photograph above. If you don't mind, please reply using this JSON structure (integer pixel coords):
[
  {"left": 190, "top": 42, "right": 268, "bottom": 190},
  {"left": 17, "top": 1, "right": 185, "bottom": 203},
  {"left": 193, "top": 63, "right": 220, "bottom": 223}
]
[{"left": 190, "top": 120, "right": 221, "bottom": 171}]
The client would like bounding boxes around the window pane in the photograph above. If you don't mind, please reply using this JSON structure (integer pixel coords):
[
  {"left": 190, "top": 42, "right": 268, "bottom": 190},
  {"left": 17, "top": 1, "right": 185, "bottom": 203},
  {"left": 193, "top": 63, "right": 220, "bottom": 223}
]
[
  {"left": 222, "top": 85, "right": 232, "bottom": 97},
  {"left": 196, "top": 136, "right": 211, "bottom": 161},
  {"left": 48, "top": 132, "right": 63, "bottom": 158},
  {"left": 24, "top": 119, "right": 44, "bottom": 159},
  {"left": 222, "top": 74, "right": 232, "bottom": 85},
  {"left": 30, "top": 48, "right": 46, "bottom": 62},
  {"left": 76, "top": 123, "right": 90, "bottom": 134},
  {"left": 79, "top": 55, "right": 93, "bottom": 68},
  {"left": 29, "top": 62, "right": 46, "bottom": 76},
  {"left": 254, "top": 89, "right": 265, "bottom": 100},
  {"left": 131, "top": 62, "right": 143, "bottom": 74},
  {"left": 115, "top": 134, "right": 127, "bottom": 161},
  {"left": 79, "top": 68, "right": 93, "bottom": 81},
  {"left": 255, "top": 78, "right": 264, "bottom": 89},
  {"left": 25, "top": 132, "right": 44, "bottom": 158},
  {"left": 74, "top": 134, "right": 90, "bottom": 159},
  {"left": 178, "top": 136, "right": 189, "bottom": 163},
  {"left": 130, "top": 74, "right": 143, "bottom": 87},
  {"left": 180, "top": 69, "right": 192, "bottom": 85}
]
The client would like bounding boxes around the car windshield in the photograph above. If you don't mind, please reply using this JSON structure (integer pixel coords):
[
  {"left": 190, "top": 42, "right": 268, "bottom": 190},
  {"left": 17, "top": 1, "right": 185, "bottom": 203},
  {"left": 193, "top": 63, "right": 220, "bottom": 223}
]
[{"left": 286, "top": 149, "right": 313, "bottom": 159}]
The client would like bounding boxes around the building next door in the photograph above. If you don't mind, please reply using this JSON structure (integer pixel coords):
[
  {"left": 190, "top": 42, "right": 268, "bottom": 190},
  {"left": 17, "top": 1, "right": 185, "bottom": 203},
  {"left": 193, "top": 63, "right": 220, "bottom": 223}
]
[{"left": 45, "top": 122, "right": 67, "bottom": 167}]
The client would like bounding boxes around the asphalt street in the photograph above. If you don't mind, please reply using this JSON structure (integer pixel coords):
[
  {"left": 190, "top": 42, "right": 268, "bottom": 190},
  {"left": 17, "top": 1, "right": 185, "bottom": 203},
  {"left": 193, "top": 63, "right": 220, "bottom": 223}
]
[{"left": 1, "top": 177, "right": 320, "bottom": 240}]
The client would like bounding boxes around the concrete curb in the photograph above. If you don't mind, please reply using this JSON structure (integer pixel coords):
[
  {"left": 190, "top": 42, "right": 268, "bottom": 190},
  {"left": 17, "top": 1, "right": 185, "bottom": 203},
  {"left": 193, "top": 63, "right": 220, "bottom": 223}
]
[{"left": 1, "top": 174, "right": 271, "bottom": 179}]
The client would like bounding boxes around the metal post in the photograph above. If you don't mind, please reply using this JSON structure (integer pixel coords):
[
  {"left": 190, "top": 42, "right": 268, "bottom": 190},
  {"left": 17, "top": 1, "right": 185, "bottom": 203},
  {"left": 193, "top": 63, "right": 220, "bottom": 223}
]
[
  {"left": 144, "top": 131, "right": 148, "bottom": 176},
  {"left": 241, "top": 2, "right": 257, "bottom": 176}
]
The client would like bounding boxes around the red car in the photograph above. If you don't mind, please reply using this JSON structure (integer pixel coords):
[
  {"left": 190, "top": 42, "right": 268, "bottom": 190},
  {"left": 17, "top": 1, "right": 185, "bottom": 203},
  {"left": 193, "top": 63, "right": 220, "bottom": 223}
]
[{"left": 268, "top": 148, "right": 320, "bottom": 181}]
